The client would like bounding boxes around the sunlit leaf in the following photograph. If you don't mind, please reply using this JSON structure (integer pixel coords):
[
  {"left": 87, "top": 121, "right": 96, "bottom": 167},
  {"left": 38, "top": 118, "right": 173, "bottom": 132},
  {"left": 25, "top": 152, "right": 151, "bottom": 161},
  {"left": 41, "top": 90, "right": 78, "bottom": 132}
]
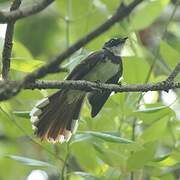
[
  {"left": 150, "top": 151, "right": 180, "bottom": 167},
  {"left": 152, "top": 155, "right": 177, "bottom": 167},
  {"left": 11, "top": 58, "right": 44, "bottom": 72}
]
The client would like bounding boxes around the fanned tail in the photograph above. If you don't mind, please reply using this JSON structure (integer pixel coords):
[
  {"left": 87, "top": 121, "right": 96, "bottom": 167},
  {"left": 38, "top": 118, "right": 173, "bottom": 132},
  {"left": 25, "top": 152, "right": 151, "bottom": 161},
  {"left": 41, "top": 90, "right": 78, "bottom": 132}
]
[{"left": 30, "top": 90, "right": 84, "bottom": 143}]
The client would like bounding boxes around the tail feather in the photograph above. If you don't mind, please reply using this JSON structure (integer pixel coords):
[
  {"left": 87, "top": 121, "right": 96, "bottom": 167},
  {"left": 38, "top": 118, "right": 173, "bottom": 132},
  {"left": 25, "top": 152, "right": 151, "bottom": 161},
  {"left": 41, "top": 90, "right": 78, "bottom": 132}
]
[{"left": 30, "top": 90, "right": 84, "bottom": 143}]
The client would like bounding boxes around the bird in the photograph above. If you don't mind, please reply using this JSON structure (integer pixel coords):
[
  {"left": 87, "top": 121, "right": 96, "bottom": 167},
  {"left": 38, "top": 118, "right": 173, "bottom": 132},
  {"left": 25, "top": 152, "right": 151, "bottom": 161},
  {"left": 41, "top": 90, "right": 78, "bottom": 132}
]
[{"left": 30, "top": 37, "right": 127, "bottom": 143}]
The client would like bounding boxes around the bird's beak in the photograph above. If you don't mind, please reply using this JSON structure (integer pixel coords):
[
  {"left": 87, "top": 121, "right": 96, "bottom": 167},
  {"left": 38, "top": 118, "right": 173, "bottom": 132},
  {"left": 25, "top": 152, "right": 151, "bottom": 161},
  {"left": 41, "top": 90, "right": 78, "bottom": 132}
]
[{"left": 122, "top": 37, "right": 128, "bottom": 43}]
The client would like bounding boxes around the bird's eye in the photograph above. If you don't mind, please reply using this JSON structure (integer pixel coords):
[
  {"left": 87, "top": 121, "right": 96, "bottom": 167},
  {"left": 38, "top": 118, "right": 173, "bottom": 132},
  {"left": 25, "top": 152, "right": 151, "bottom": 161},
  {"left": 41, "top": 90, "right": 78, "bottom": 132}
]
[{"left": 110, "top": 39, "right": 115, "bottom": 43}]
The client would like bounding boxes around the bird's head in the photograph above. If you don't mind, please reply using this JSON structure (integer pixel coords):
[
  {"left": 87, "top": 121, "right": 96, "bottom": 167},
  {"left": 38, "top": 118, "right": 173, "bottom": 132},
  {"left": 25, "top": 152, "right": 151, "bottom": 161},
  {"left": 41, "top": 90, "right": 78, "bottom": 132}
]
[{"left": 103, "top": 37, "right": 128, "bottom": 56}]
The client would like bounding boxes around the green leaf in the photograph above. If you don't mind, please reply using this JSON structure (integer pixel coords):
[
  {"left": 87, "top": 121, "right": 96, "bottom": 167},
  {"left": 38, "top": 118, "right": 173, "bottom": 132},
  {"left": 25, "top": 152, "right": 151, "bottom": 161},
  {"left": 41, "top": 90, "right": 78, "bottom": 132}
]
[
  {"left": 11, "top": 58, "right": 44, "bottom": 72},
  {"left": 11, "top": 41, "right": 44, "bottom": 72},
  {"left": 84, "top": 131, "right": 133, "bottom": 144},
  {"left": 15, "top": 13, "right": 61, "bottom": 56},
  {"left": 150, "top": 151, "right": 180, "bottom": 167},
  {"left": 13, "top": 41, "right": 33, "bottom": 59},
  {"left": 123, "top": 57, "right": 150, "bottom": 83},
  {"left": 133, "top": 104, "right": 174, "bottom": 124},
  {"left": 5, "top": 155, "right": 54, "bottom": 167},
  {"left": 161, "top": 174, "right": 176, "bottom": 180},
  {"left": 160, "top": 40, "right": 180, "bottom": 70},
  {"left": 71, "top": 133, "right": 92, "bottom": 144},
  {"left": 139, "top": 116, "right": 169, "bottom": 143},
  {"left": 71, "top": 142, "right": 100, "bottom": 173},
  {"left": 130, "top": 0, "right": 170, "bottom": 31},
  {"left": 13, "top": 111, "right": 30, "bottom": 118},
  {"left": 127, "top": 142, "right": 156, "bottom": 170},
  {"left": 152, "top": 155, "right": 177, "bottom": 167}
]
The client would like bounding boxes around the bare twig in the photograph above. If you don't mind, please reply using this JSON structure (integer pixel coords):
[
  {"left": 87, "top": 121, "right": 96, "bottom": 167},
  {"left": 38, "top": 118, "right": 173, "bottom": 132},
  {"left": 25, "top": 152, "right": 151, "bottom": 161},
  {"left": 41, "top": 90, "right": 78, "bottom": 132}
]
[
  {"left": 166, "top": 63, "right": 180, "bottom": 82},
  {"left": 1, "top": 0, "right": 21, "bottom": 80},
  {"left": 0, "top": 0, "right": 54, "bottom": 23}
]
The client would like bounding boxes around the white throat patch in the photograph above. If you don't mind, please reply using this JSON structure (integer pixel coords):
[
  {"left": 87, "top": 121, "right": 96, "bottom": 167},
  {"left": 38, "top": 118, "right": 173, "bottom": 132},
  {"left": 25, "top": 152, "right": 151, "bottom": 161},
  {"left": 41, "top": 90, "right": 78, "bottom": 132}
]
[{"left": 107, "top": 44, "right": 124, "bottom": 56}]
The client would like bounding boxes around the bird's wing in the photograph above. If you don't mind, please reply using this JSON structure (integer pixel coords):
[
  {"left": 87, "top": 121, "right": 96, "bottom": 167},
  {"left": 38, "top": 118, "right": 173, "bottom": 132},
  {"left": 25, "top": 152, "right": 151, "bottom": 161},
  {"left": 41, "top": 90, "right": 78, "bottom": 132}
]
[
  {"left": 66, "top": 50, "right": 105, "bottom": 80},
  {"left": 88, "top": 71, "right": 121, "bottom": 117}
]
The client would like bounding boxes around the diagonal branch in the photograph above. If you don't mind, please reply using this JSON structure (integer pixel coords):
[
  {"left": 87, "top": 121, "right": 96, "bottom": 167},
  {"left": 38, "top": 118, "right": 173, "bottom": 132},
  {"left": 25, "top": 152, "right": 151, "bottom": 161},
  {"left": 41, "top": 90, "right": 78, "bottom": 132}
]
[
  {"left": 166, "top": 63, "right": 180, "bottom": 82},
  {"left": 0, "top": 0, "right": 54, "bottom": 23},
  {"left": 1, "top": 0, "right": 22, "bottom": 80}
]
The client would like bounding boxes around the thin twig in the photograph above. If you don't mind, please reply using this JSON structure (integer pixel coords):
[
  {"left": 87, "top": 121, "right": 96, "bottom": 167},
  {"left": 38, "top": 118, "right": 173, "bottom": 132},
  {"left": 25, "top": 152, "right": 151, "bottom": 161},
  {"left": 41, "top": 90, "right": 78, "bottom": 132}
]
[
  {"left": 1, "top": 0, "right": 21, "bottom": 80},
  {"left": 130, "top": 118, "right": 136, "bottom": 180},
  {"left": 0, "top": 0, "right": 55, "bottom": 23},
  {"left": 166, "top": 63, "right": 180, "bottom": 82},
  {"left": 61, "top": 143, "right": 70, "bottom": 180}
]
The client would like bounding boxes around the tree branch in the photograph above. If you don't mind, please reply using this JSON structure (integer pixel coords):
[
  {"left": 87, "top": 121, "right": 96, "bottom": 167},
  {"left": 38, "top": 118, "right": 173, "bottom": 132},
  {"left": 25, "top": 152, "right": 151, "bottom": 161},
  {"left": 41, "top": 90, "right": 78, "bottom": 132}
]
[
  {"left": 166, "top": 63, "right": 180, "bottom": 82},
  {"left": 25, "top": 80, "right": 180, "bottom": 92},
  {"left": 0, "top": 62, "right": 180, "bottom": 101},
  {"left": 1, "top": 0, "right": 21, "bottom": 80},
  {"left": 0, "top": 0, "right": 54, "bottom": 23}
]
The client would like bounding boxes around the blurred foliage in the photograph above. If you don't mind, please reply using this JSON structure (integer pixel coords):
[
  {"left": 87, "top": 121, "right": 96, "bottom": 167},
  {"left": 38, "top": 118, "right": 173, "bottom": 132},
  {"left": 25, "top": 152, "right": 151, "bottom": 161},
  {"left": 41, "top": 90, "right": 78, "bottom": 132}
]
[{"left": 0, "top": 0, "right": 180, "bottom": 180}]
